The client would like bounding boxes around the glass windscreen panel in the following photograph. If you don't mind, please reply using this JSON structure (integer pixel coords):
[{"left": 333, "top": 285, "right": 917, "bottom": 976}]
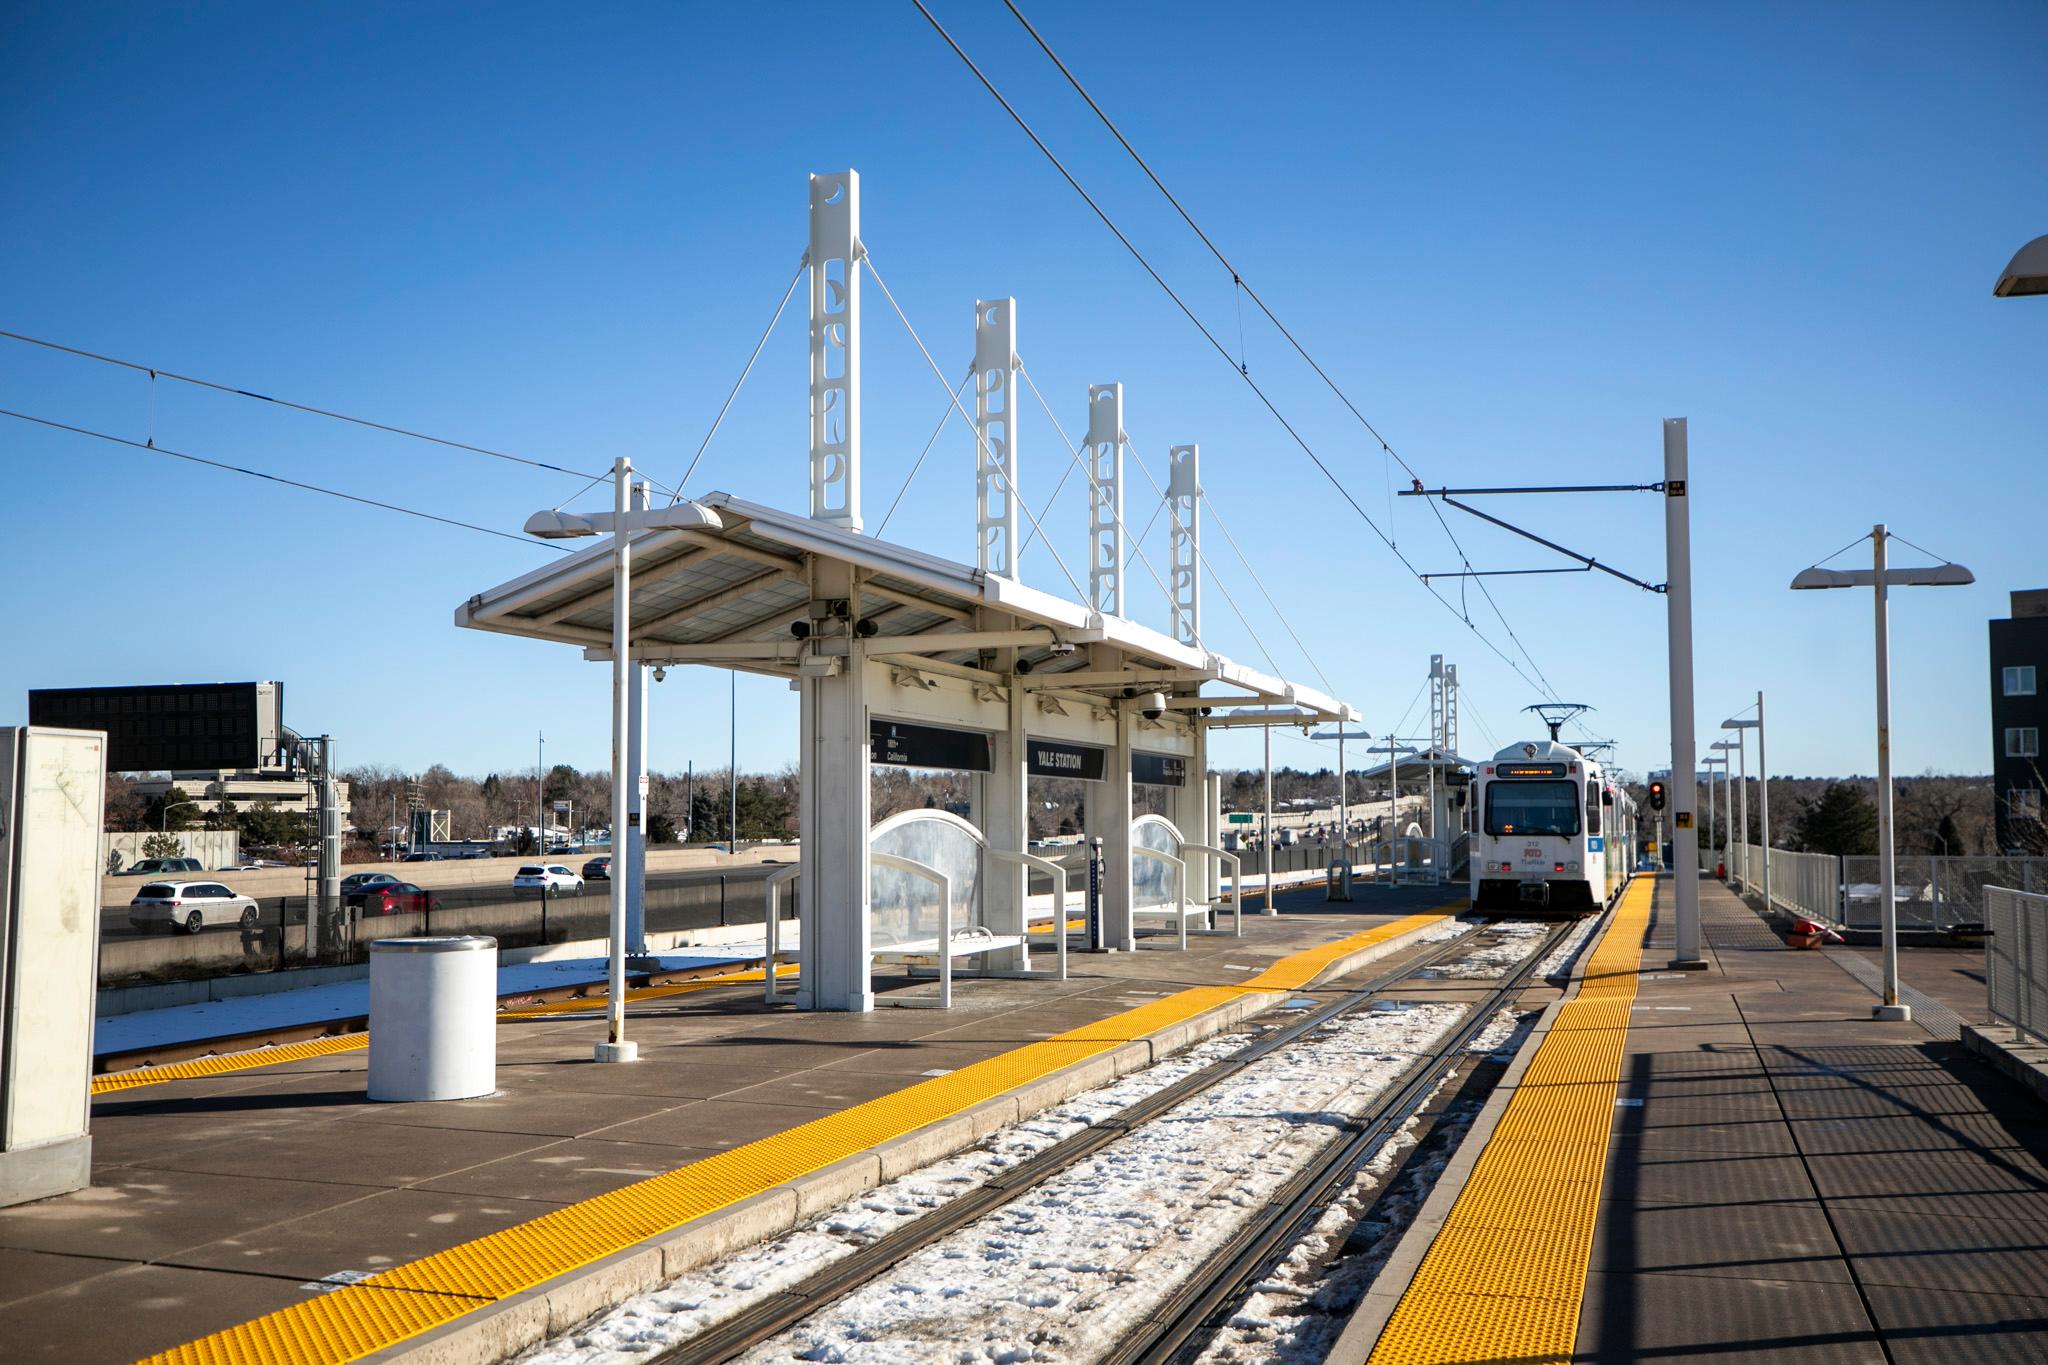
[
  {"left": 1132, "top": 817, "right": 1183, "bottom": 910},
  {"left": 870, "top": 815, "right": 983, "bottom": 951},
  {"left": 1485, "top": 780, "right": 1582, "bottom": 838}
]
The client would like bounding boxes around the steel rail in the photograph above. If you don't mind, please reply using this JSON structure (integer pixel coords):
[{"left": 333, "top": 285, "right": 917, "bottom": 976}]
[
  {"left": 645, "top": 919, "right": 1511, "bottom": 1364},
  {"left": 1111, "top": 919, "right": 1577, "bottom": 1365}
]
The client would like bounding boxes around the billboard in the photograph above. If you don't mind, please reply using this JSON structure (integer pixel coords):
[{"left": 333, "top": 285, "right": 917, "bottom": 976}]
[{"left": 26, "top": 682, "right": 283, "bottom": 773}]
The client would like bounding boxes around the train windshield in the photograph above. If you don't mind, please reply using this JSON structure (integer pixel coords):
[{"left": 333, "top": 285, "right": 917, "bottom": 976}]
[{"left": 1485, "top": 780, "right": 1582, "bottom": 837}]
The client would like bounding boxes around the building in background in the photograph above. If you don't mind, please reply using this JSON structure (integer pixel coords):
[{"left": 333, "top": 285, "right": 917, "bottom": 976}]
[{"left": 1991, "top": 588, "right": 2048, "bottom": 852}]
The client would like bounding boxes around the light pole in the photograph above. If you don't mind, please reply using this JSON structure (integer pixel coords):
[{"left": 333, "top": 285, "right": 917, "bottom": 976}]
[
  {"left": 1710, "top": 741, "right": 1739, "bottom": 877},
  {"left": 160, "top": 799, "right": 200, "bottom": 833},
  {"left": 1701, "top": 753, "right": 1727, "bottom": 875},
  {"left": 1724, "top": 701, "right": 1767, "bottom": 905},
  {"left": 525, "top": 463, "right": 724, "bottom": 1062},
  {"left": 1792, "top": 525, "right": 1974, "bottom": 1021},
  {"left": 1993, "top": 235, "right": 2048, "bottom": 297},
  {"left": 1311, "top": 727, "right": 1373, "bottom": 865}
]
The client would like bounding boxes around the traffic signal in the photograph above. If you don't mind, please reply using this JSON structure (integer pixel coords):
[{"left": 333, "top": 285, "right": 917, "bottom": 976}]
[{"left": 1648, "top": 780, "right": 1667, "bottom": 811}]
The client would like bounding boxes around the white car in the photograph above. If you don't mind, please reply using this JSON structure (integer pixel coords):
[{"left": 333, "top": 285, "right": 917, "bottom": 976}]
[
  {"left": 129, "top": 881, "right": 260, "bottom": 935},
  {"left": 512, "top": 864, "right": 584, "bottom": 895}
]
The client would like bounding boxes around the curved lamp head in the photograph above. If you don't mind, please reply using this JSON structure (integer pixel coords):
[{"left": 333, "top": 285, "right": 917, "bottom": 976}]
[{"left": 1995, "top": 234, "right": 2048, "bottom": 298}]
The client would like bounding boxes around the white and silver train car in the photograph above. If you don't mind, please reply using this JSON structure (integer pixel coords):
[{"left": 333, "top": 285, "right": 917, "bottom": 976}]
[{"left": 1469, "top": 739, "right": 1638, "bottom": 915}]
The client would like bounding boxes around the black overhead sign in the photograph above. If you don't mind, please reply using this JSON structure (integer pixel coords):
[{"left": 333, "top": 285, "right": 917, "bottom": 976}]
[
  {"left": 1027, "top": 738, "right": 1106, "bottom": 782},
  {"left": 869, "top": 719, "right": 992, "bottom": 773},
  {"left": 1134, "top": 751, "right": 1188, "bottom": 788}
]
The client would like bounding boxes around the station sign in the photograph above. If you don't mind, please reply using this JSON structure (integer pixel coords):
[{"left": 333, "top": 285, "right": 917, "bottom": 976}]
[
  {"left": 869, "top": 719, "right": 993, "bottom": 773},
  {"left": 1026, "top": 738, "right": 1105, "bottom": 782},
  {"left": 1133, "top": 751, "right": 1188, "bottom": 788}
]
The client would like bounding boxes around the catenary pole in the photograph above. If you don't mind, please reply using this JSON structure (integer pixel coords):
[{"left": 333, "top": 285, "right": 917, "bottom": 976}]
[
  {"left": 1664, "top": 419, "right": 1705, "bottom": 969},
  {"left": 596, "top": 457, "right": 638, "bottom": 1063}
]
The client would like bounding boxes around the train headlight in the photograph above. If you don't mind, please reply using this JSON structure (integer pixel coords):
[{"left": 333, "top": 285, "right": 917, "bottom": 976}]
[{"left": 1568, "top": 860, "right": 1581, "bottom": 872}]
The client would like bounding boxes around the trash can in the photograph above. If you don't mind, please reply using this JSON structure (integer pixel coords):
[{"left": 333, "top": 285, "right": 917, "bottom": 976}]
[{"left": 368, "top": 936, "right": 497, "bottom": 1102}]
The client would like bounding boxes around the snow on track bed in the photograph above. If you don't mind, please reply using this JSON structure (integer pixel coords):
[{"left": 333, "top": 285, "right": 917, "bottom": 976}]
[
  {"left": 732, "top": 1003, "right": 1466, "bottom": 1365},
  {"left": 1416, "top": 920, "right": 1550, "bottom": 979}
]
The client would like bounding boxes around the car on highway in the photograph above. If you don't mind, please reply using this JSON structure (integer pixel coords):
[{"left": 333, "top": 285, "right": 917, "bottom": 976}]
[
  {"left": 512, "top": 864, "right": 584, "bottom": 895},
  {"left": 401, "top": 851, "right": 444, "bottom": 863},
  {"left": 359, "top": 882, "right": 435, "bottom": 915},
  {"left": 118, "top": 856, "right": 205, "bottom": 877},
  {"left": 129, "top": 881, "right": 260, "bottom": 934},
  {"left": 340, "top": 872, "right": 405, "bottom": 909},
  {"left": 582, "top": 855, "right": 611, "bottom": 881}
]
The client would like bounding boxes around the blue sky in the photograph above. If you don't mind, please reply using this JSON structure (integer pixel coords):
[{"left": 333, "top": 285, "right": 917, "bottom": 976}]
[{"left": 2, "top": 2, "right": 2041, "bottom": 783}]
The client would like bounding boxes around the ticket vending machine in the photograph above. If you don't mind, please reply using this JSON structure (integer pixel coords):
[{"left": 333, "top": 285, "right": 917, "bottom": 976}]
[{"left": 0, "top": 726, "right": 107, "bottom": 1208}]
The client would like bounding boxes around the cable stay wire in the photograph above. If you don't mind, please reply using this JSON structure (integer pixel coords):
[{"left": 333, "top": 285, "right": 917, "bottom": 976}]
[
  {"left": 0, "top": 327, "right": 659, "bottom": 492},
  {"left": 861, "top": 250, "right": 1093, "bottom": 608},
  {"left": 878, "top": 371, "right": 972, "bottom": 535},
  {"left": 1013, "top": 365, "right": 1286, "bottom": 679},
  {"left": 669, "top": 255, "right": 808, "bottom": 504},
  {"left": 0, "top": 408, "right": 566, "bottom": 551},
  {"left": 1191, "top": 489, "right": 1338, "bottom": 696},
  {"left": 911, "top": 0, "right": 1578, "bottom": 714}
]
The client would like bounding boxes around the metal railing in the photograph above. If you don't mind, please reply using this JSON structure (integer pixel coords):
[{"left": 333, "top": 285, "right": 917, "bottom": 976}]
[
  {"left": 1738, "top": 844, "right": 1840, "bottom": 926},
  {"left": 1839, "top": 855, "right": 2048, "bottom": 931},
  {"left": 1986, "top": 885, "right": 2048, "bottom": 1043}
]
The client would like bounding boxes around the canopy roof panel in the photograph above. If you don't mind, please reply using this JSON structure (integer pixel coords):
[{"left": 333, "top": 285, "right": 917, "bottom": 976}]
[{"left": 457, "top": 493, "right": 1357, "bottom": 724}]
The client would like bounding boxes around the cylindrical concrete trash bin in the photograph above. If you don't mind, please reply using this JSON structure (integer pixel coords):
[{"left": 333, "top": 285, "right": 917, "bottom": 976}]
[{"left": 367, "top": 936, "right": 497, "bottom": 1102}]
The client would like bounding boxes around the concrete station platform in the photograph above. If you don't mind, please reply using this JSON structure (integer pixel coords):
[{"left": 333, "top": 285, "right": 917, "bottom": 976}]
[
  {"left": 1346, "top": 874, "right": 2048, "bottom": 1365},
  {"left": 0, "top": 881, "right": 1463, "bottom": 1365}
]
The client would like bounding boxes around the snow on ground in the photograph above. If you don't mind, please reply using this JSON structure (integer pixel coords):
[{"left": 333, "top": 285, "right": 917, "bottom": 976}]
[
  {"left": 93, "top": 952, "right": 758, "bottom": 1055},
  {"left": 1536, "top": 914, "right": 1600, "bottom": 981},
  {"left": 728, "top": 1002, "right": 1468, "bottom": 1365},
  {"left": 1417, "top": 921, "right": 1550, "bottom": 979},
  {"left": 1413, "top": 916, "right": 1480, "bottom": 946},
  {"left": 1196, "top": 1005, "right": 1540, "bottom": 1365},
  {"left": 515, "top": 1029, "right": 1264, "bottom": 1365}
]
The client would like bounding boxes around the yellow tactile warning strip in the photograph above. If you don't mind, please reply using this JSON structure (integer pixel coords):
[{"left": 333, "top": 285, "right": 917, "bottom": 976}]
[
  {"left": 1367, "top": 876, "right": 1655, "bottom": 1365},
  {"left": 92, "top": 969, "right": 780, "bottom": 1096},
  {"left": 139, "top": 906, "right": 1454, "bottom": 1365}
]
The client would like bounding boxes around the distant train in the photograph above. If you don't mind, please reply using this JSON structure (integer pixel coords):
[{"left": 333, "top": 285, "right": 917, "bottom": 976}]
[{"left": 1469, "top": 739, "right": 1638, "bottom": 915}]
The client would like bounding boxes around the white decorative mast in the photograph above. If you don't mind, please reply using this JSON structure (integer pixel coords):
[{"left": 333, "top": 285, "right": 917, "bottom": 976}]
[
  {"left": 974, "top": 298, "right": 1020, "bottom": 576},
  {"left": 808, "top": 171, "right": 861, "bottom": 531},
  {"left": 1167, "top": 443, "right": 1201, "bottom": 645},
  {"left": 1086, "top": 383, "right": 1125, "bottom": 618}
]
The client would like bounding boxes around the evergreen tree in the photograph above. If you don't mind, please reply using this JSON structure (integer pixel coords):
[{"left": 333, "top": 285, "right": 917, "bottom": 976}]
[{"left": 1792, "top": 783, "right": 1879, "bottom": 856}]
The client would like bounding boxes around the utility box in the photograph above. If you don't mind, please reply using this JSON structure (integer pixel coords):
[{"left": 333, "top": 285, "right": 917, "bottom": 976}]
[{"left": 0, "top": 726, "right": 107, "bottom": 1208}]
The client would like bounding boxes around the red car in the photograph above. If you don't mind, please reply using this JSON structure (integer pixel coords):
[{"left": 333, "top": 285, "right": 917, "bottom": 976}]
[{"left": 361, "top": 882, "right": 435, "bottom": 915}]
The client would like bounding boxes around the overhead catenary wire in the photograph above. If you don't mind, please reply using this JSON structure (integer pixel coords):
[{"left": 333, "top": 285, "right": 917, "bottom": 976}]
[
  {"left": 0, "top": 408, "right": 566, "bottom": 551},
  {"left": 0, "top": 327, "right": 654, "bottom": 492},
  {"left": 998, "top": 0, "right": 1571, "bottom": 705},
  {"left": 910, "top": 0, "right": 1579, "bottom": 715}
]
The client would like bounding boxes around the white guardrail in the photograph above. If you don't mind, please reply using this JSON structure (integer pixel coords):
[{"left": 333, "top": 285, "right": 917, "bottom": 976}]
[
  {"left": 1986, "top": 886, "right": 2048, "bottom": 1043},
  {"left": 1739, "top": 844, "right": 1840, "bottom": 926}
]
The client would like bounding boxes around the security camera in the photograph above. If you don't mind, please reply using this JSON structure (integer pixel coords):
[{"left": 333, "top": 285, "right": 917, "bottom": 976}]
[
  {"left": 1047, "top": 639, "right": 1076, "bottom": 657},
  {"left": 1139, "top": 691, "right": 1168, "bottom": 720},
  {"left": 652, "top": 666, "right": 667, "bottom": 682}
]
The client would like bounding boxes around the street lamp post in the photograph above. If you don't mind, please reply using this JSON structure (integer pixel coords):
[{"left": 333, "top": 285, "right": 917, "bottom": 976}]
[
  {"left": 1993, "top": 235, "right": 2048, "bottom": 297},
  {"left": 1724, "top": 701, "right": 1767, "bottom": 905},
  {"left": 160, "top": 799, "right": 200, "bottom": 833},
  {"left": 1311, "top": 727, "right": 1373, "bottom": 866},
  {"left": 525, "top": 467, "right": 725, "bottom": 1061},
  {"left": 1791, "top": 525, "right": 1974, "bottom": 1021},
  {"left": 1710, "top": 741, "right": 1739, "bottom": 879},
  {"left": 1701, "top": 753, "right": 1727, "bottom": 875}
]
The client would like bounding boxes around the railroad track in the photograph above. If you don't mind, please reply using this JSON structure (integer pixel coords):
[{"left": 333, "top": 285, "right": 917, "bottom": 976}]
[{"left": 651, "top": 914, "right": 1580, "bottom": 1365}]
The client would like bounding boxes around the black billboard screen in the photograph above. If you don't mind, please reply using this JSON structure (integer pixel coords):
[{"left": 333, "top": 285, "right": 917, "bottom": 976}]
[
  {"left": 1133, "top": 751, "right": 1188, "bottom": 787},
  {"left": 27, "top": 681, "right": 282, "bottom": 773}
]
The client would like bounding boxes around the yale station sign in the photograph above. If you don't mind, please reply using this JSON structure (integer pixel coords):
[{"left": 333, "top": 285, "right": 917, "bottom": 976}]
[{"left": 1026, "top": 738, "right": 1106, "bottom": 781}]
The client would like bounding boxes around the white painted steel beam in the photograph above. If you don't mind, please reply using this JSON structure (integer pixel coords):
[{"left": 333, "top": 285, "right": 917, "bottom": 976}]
[
  {"left": 1167, "top": 444, "right": 1201, "bottom": 647},
  {"left": 809, "top": 171, "right": 861, "bottom": 531},
  {"left": 974, "top": 298, "right": 1020, "bottom": 578},
  {"left": 1086, "top": 384, "right": 1124, "bottom": 619}
]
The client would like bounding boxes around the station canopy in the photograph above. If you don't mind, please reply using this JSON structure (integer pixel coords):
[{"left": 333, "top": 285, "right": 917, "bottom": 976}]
[{"left": 458, "top": 491, "right": 1355, "bottom": 725}]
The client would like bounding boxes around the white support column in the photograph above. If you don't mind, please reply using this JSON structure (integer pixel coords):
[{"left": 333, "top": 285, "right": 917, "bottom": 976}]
[
  {"left": 1872, "top": 524, "right": 1906, "bottom": 1019},
  {"left": 596, "top": 457, "right": 638, "bottom": 1062},
  {"left": 1664, "top": 417, "right": 1705, "bottom": 969},
  {"left": 1263, "top": 719, "right": 1276, "bottom": 914},
  {"left": 1757, "top": 690, "right": 1772, "bottom": 916},
  {"left": 1205, "top": 767, "right": 1222, "bottom": 902},
  {"left": 1103, "top": 693, "right": 1136, "bottom": 951},
  {"left": 974, "top": 298, "right": 1020, "bottom": 578},
  {"left": 1167, "top": 444, "right": 1201, "bottom": 646},
  {"left": 808, "top": 171, "right": 861, "bottom": 532},
  {"left": 1429, "top": 656, "right": 1448, "bottom": 839},
  {"left": 1086, "top": 384, "right": 1125, "bottom": 619},
  {"left": 1444, "top": 663, "right": 1459, "bottom": 757},
  {"left": 984, "top": 663, "right": 1029, "bottom": 969},
  {"left": 626, "top": 480, "right": 651, "bottom": 959},
  {"left": 798, "top": 561, "right": 873, "bottom": 1010}
]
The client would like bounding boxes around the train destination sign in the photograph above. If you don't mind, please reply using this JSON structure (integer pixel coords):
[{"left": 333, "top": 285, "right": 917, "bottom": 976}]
[
  {"left": 1027, "top": 739, "right": 1105, "bottom": 782},
  {"left": 1499, "top": 763, "right": 1568, "bottom": 778},
  {"left": 1133, "top": 751, "right": 1188, "bottom": 787},
  {"left": 869, "top": 719, "right": 993, "bottom": 772}
]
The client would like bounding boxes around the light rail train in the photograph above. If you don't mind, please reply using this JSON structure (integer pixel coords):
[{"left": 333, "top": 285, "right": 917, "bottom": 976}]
[{"left": 1469, "top": 738, "right": 1638, "bottom": 914}]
